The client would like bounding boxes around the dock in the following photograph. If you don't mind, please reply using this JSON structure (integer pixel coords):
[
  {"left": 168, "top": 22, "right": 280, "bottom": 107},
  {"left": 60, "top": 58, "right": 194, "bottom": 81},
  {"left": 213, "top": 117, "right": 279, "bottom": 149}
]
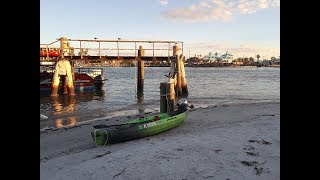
[{"left": 40, "top": 38, "right": 184, "bottom": 64}]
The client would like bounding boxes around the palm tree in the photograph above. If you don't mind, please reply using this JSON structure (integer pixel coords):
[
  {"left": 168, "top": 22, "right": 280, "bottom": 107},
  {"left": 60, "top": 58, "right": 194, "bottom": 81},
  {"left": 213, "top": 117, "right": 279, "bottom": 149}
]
[{"left": 257, "top": 54, "right": 260, "bottom": 61}]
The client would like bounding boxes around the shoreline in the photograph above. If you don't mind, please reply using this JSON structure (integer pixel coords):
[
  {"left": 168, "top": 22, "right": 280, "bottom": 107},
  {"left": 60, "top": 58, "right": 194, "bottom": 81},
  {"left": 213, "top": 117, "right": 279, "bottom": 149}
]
[
  {"left": 74, "top": 64, "right": 280, "bottom": 68},
  {"left": 41, "top": 101, "right": 280, "bottom": 180},
  {"left": 40, "top": 99, "right": 278, "bottom": 131}
]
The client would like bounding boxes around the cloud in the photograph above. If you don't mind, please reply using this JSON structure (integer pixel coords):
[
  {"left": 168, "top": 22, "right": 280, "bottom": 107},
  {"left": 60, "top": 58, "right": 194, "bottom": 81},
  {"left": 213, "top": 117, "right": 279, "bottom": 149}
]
[
  {"left": 160, "top": 0, "right": 168, "bottom": 6},
  {"left": 162, "top": 0, "right": 280, "bottom": 22},
  {"left": 270, "top": 0, "right": 280, "bottom": 6},
  {"left": 236, "top": 0, "right": 273, "bottom": 14}
]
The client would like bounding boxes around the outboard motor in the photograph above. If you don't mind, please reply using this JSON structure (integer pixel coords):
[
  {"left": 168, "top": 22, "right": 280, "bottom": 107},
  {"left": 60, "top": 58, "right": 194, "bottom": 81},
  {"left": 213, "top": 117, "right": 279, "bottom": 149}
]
[
  {"left": 177, "top": 98, "right": 189, "bottom": 111},
  {"left": 168, "top": 98, "right": 193, "bottom": 116}
]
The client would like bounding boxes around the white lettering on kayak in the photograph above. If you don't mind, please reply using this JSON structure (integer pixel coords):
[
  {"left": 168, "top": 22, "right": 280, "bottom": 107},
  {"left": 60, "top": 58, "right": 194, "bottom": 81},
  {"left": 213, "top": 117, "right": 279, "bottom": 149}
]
[{"left": 143, "top": 122, "right": 156, "bottom": 128}]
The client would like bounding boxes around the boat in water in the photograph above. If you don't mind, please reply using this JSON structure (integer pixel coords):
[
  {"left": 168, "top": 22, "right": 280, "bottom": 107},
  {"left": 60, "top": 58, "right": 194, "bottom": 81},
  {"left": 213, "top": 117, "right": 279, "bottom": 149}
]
[
  {"left": 91, "top": 99, "right": 191, "bottom": 146},
  {"left": 40, "top": 66, "right": 106, "bottom": 94}
]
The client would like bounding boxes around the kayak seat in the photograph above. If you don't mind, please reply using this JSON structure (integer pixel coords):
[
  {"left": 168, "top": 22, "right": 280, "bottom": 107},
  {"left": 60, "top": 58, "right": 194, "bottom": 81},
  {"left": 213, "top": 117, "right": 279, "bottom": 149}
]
[{"left": 153, "top": 116, "right": 160, "bottom": 121}]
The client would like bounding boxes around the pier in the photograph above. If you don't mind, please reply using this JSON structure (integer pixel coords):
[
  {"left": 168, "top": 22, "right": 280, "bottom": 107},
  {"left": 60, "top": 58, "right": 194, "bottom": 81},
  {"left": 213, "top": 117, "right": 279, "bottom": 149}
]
[
  {"left": 40, "top": 37, "right": 189, "bottom": 107},
  {"left": 40, "top": 38, "right": 183, "bottom": 63}
]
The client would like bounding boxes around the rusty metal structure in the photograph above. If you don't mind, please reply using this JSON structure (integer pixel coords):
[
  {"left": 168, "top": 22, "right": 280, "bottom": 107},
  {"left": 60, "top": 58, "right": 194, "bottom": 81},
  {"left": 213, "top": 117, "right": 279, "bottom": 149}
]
[{"left": 40, "top": 37, "right": 183, "bottom": 63}]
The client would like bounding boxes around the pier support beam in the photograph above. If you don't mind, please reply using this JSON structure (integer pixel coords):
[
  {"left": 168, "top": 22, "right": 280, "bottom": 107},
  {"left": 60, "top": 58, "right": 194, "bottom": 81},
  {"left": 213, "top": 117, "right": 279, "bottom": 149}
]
[
  {"left": 66, "top": 62, "right": 75, "bottom": 95},
  {"left": 169, "top": 45, "right": 188, "bottom": 97},
  {"left": 137, "top": 46, "right": 144, "bottom": 100},
  {"left": 180, "top": 54, "right": 188, "bottom": 95},
  {"left": 51, "top": 68, "right": 60, "bottom": 96},
  {"left": 61, "top": 75, "right": 68, "bottom": 95},
  {"left": 160, "top": 82, "right": 175, "bottom": 113},
  {"left": 160, "top": 83, "right": 167, "bottom": 113},
  {"left": 167, "top": 81, "right": 175, "bottom": 112},
  {"left": 175, "top": 54, "right": 182, "bottom": 96},
  {"left": 51, "top": 59, "right": 75, "bottom": 96},
  {"left": 173, "top": 45, "right": 182, "bottom": 96}
]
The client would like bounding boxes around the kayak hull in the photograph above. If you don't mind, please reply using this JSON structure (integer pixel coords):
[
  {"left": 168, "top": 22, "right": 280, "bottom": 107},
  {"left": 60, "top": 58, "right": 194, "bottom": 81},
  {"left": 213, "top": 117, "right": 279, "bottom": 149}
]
[{"left": 91, "top": 110, "right": 187, "bottom": 146}]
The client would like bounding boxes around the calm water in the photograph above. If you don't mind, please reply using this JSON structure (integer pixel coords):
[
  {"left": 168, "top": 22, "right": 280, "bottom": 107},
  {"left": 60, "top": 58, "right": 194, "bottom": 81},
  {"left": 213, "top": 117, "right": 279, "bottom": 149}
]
[{"left": 40, "top": 67, "right": 280, "bottom": 129}]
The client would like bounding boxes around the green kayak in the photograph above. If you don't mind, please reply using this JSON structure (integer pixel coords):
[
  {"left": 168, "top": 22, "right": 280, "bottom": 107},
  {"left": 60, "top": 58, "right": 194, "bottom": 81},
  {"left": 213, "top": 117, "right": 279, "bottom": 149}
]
[{"left": 91, "top": 109, "right": 188, "bottom": 146}]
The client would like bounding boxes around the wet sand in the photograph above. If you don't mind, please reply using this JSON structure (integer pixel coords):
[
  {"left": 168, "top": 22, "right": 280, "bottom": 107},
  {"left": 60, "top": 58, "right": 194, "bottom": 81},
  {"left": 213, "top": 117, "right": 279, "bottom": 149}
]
[{"left": 40, "top": 101, "right": 280, "bottom": 180}]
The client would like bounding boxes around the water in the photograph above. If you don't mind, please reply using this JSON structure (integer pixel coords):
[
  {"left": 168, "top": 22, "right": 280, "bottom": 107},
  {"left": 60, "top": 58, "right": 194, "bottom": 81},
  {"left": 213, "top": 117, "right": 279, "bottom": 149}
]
[{"left": 40, "top": 67, "right": 280, "bottom": 129}]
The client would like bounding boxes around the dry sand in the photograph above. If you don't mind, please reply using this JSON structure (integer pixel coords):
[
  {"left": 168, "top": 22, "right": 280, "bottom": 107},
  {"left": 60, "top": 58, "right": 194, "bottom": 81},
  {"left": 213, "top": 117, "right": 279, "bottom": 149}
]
[{"left": 40, "top": 101, "right": 280, "bottom": 180}]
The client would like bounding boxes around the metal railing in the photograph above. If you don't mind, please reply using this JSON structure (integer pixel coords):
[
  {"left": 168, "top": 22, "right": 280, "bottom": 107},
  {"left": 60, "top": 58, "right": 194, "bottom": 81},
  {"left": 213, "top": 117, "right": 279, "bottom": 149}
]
[{"left": 40, "top": 38, "right": 183, "bottom": 60}]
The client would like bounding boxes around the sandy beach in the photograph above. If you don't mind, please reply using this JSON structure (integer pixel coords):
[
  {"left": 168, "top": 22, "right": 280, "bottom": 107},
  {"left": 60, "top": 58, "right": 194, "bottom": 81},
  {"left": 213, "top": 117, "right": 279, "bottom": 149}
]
[{"left": 40, "top": 101, "right": 280, "bottom": 180}]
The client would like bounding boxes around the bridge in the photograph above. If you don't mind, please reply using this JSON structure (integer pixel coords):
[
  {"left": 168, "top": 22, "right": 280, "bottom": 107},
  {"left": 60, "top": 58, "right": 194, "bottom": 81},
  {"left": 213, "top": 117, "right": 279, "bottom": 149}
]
[{"left": 40, "top": 38, "right": 184, "bottom": 63}]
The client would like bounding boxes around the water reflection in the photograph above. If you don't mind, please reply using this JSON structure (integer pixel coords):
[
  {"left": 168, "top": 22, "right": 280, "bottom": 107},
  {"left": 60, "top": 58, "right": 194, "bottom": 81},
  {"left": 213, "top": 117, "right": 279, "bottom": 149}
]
[
  {"left": 40, "top": 90, "right": 106, "bottom": 114},
  {"left": 51, "top": 95, "right": 77, "bottom": 115},
  {"left": 55, "top": 116, "right": 77, "bottom": 128},
  {"left": 40, "top": 90, "right": 107, "bottom": 129}
]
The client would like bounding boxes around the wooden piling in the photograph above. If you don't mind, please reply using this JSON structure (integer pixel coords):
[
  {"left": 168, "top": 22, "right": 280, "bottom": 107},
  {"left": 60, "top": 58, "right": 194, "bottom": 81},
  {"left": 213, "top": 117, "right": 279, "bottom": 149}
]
[
  {"left": 171, "top": 45, "right": 177, "bottom": 96},
  {"left": 51, "top": 59, "right": 75, "bottom": 96},
  {"left": 65, "top": 60, "right": 75, "bottom": 95},
  {"left": 175, "top": 54, "right": 182, "bottom": 96},
  {"left": 160, "top": 82, "right": 167, "bottom": 113},
  {"left": 169, "top": 55, "right": 177, "bottom": 89},
  {"left": 160, "top": 82, "right": 175, "bottom": 113},
  {"left": 169, "top": 58, "right": 175, "bottom": 79},
  {"left": 180, "top": 54, "right": 188, "bottom": 95},
  {"left": 51, "top": 63, "right": 60, "bottom": 96},
  {"left": 62, "top": 75, "right": 68, "bottom": 95},
  {"left": 137, "top": 46, "right": 144, "bottom": 99},
  {"left": 167, "top": 82, "right": 175, "bottom": 113}
]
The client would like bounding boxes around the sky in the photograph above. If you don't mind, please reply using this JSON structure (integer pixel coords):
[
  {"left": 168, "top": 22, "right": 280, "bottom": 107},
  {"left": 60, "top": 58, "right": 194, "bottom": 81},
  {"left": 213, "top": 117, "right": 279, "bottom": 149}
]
[{"left": 40, "top": 0, "right": 280, "bottom": 59}]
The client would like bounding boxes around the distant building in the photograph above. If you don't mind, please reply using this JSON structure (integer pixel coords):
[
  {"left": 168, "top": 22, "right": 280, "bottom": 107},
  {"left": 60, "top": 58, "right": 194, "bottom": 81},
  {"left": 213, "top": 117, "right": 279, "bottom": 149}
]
[
  {"left": 218, "top": 51, "right": 234, "bottom": 63},
  {"left": 202, "top": 51, "right": 234, "bottom": 63}
]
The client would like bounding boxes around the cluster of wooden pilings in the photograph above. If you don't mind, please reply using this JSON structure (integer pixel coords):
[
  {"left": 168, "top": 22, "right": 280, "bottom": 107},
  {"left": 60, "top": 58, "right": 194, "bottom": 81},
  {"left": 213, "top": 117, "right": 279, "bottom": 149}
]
[
  {"left": 135, "top": 45, "right": 188, "bottom": 113},
  {"left": 160, "top": 45, "right": 188, "bottom": 113},
  {"left": 51, "top": 58, "right": 75, "bottom": 96},
  {"left": 50, "top": 38, "right": 76, "bottom": 96},
  {"left": 172, "top": 45, "right": 188, "bottom": 96}
]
